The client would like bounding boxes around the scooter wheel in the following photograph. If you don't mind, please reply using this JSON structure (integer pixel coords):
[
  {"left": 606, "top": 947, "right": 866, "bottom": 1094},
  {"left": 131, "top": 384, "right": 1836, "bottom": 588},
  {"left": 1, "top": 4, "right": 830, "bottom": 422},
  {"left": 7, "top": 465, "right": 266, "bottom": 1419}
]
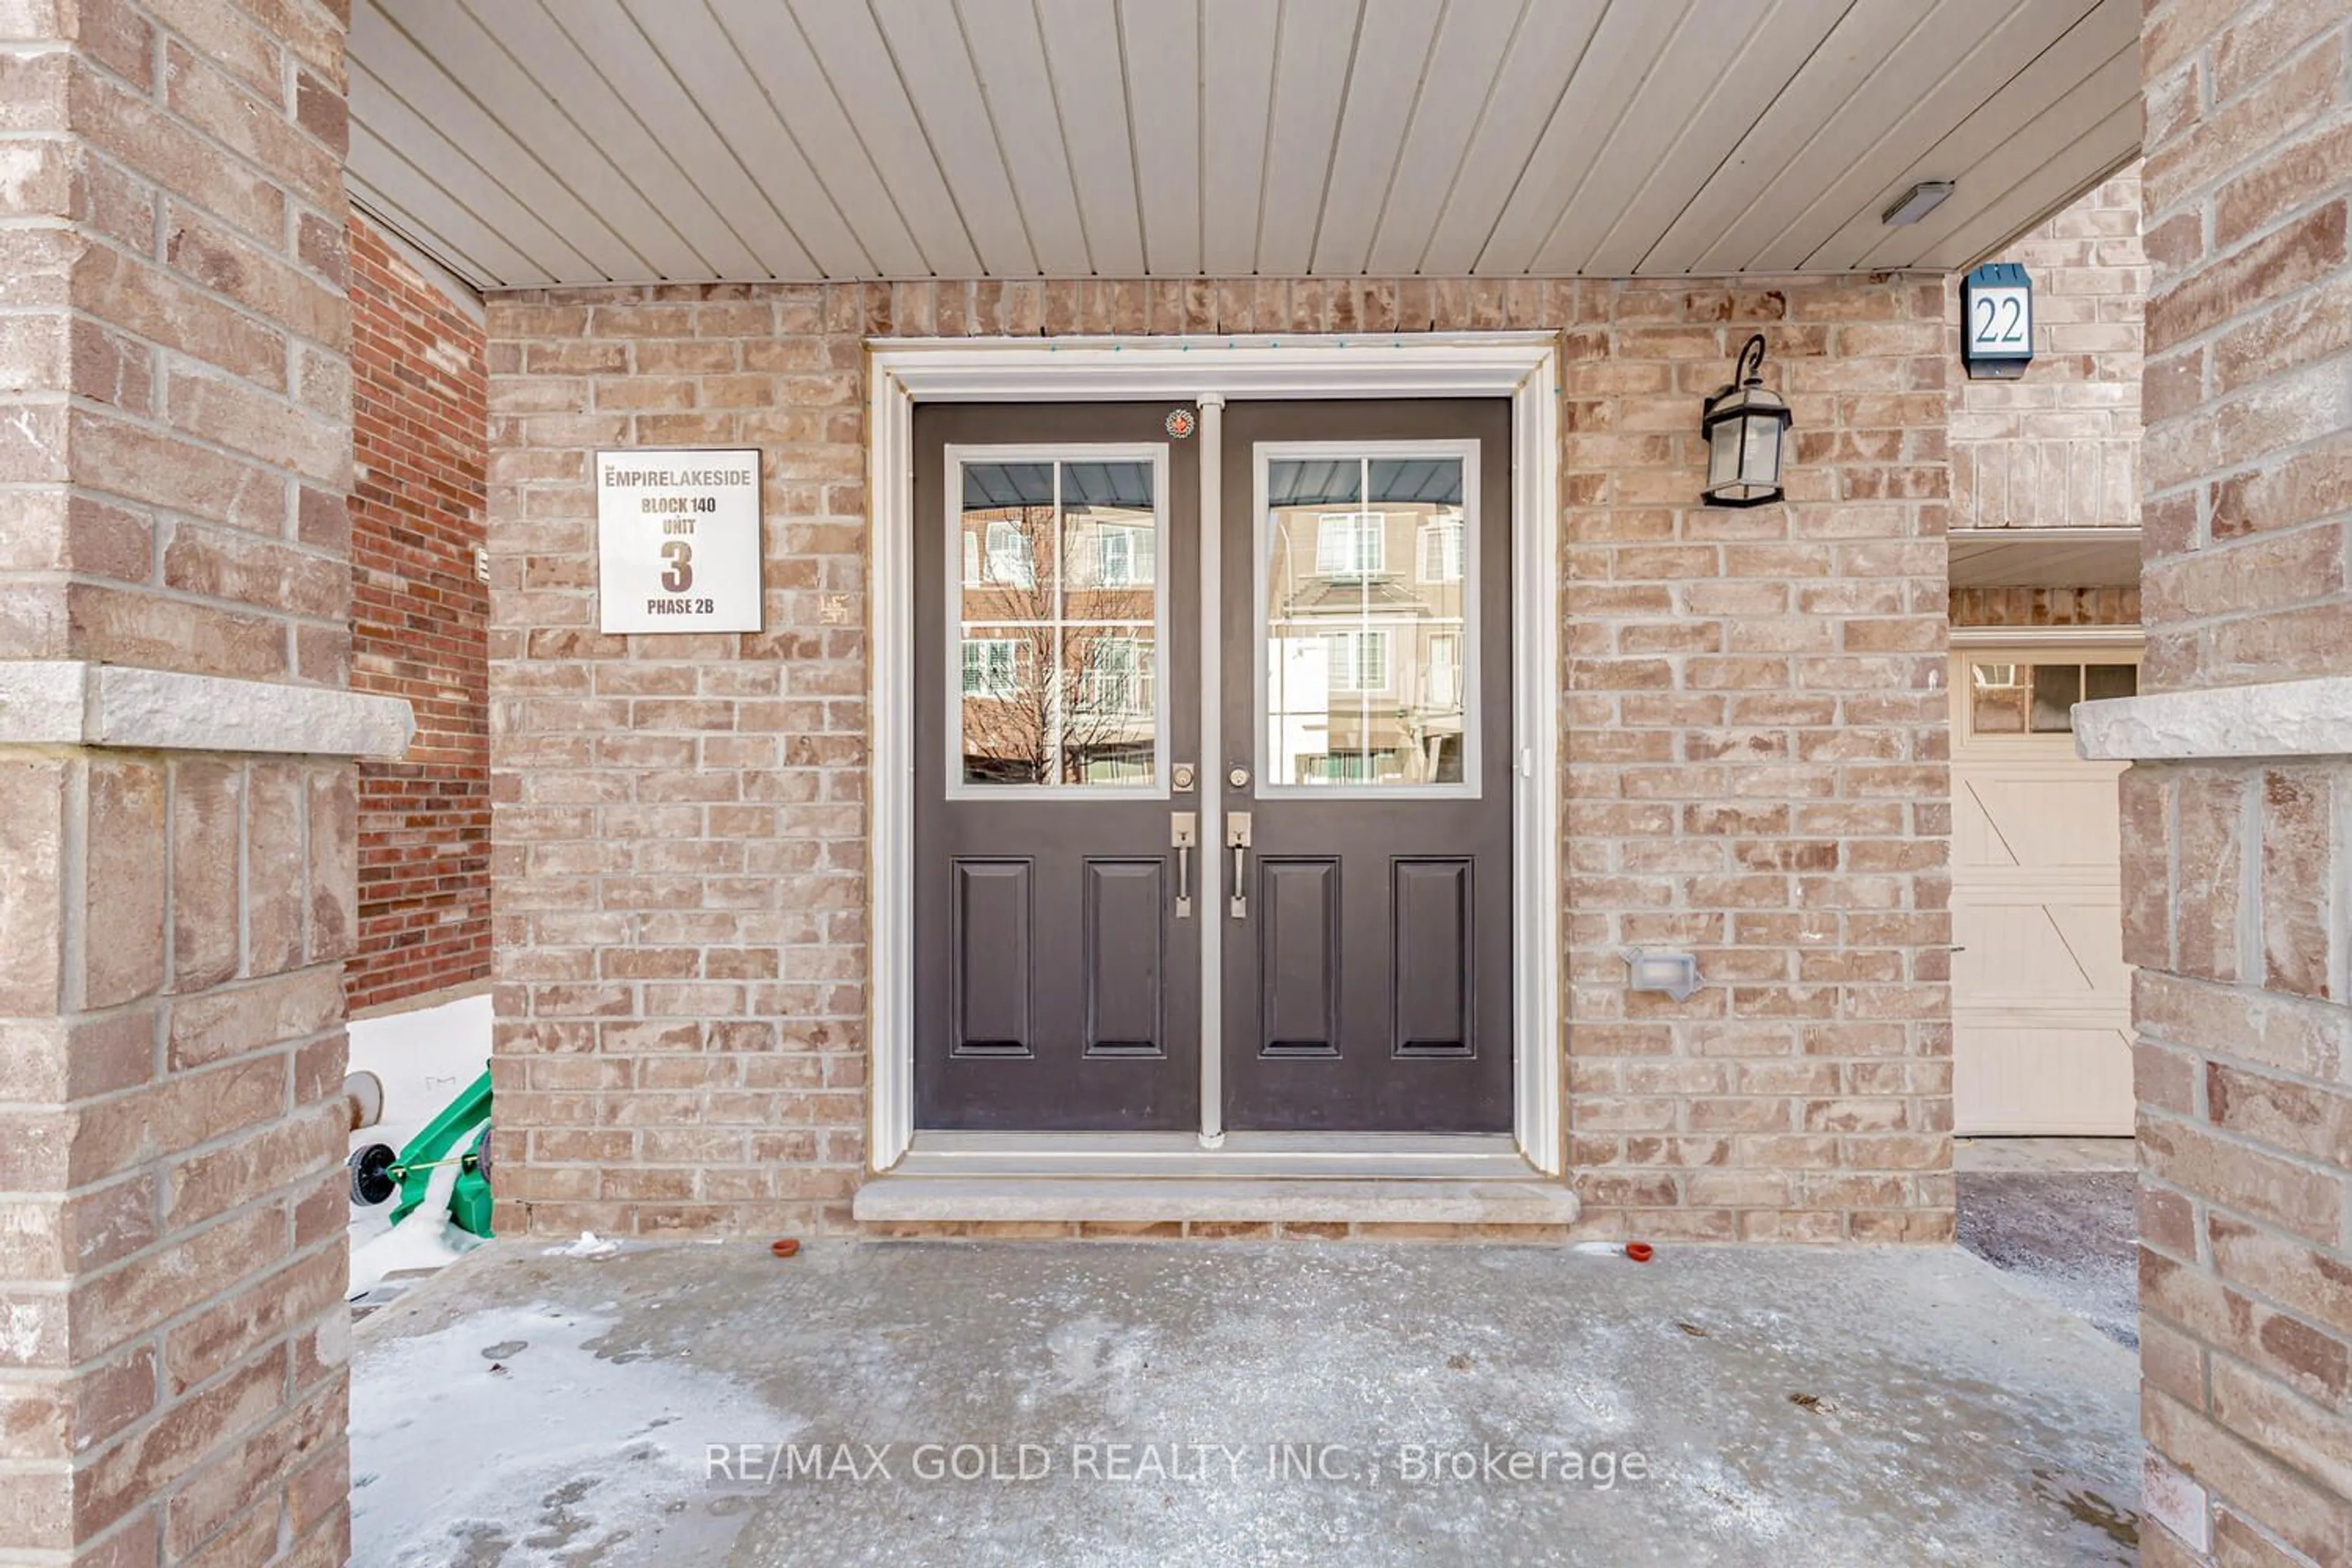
[{"left": 349, "top": 1143, "right": 400, "bottom": 1207}]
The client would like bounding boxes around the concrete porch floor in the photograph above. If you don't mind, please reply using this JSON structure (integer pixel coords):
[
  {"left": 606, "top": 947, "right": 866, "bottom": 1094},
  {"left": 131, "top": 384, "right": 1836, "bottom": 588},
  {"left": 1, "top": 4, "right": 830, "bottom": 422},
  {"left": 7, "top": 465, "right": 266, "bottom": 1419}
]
[{"left": 350, "top": 1240, "right": 2140, "bottom": 1567}]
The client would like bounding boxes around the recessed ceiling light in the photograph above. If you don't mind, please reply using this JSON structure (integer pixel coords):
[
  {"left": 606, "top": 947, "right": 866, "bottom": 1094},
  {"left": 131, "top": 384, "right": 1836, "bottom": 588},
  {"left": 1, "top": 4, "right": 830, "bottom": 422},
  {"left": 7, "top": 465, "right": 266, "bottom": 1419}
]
[{"left": 1882, "top": 181, "right": 1956, "bottom": 226}]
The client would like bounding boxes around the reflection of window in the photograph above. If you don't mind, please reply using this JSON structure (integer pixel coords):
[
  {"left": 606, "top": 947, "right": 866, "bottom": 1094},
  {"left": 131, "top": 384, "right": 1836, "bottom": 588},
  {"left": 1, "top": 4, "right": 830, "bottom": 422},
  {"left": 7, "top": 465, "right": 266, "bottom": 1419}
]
[
  {"left": 1324, "top": 630, "right": 1389, "bottom": 693},
  {"left": 1426, "top": 633, "right": 1460, "bottom": 706},
  {"left": 984, "top": 521, "right": 1035, "bottom": 587},
  {"left": 957, "top": 459, "right": 1161, "bottom": 791},
  {"left": 1096, "top": 526, "right": 1154, "bottom": 586},
  {"left": 1419, "top": 518, "right": 1464, "bottom": 582},
  {"left": 1303, "top": 753, "right": 1377, "bottom": 784},
  {"left": 962, "top": 638, "right": 1022, "bottom": 698},
  {"left": 1316, "top": 513, "right": 1384, "bottom": 576},
  {"left": 1969, "top": 659, "right": 2137, "bottom": 735},
  {"left": 1079, "top": 637, "right": 1152, "bottom": 715}
]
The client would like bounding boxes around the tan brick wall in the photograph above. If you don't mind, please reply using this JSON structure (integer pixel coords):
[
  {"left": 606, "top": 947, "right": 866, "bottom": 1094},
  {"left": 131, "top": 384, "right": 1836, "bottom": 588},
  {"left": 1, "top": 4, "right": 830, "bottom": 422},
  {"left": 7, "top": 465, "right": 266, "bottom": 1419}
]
[
  {"left": 484, "top": 274, "right": 1953, "bottom": 1245},
  {"left": 1948, "top": 585, "right": 2141, "bottom": 628},
  {"left": 0, "top": 3, "right": 355, "bottom": 1564},
  {"left": 1950, "top": 163, "right": 2146, "bottom": 532},
  {"left": 0, "top": 1, "right": 353, "bottom": 687},
  {"left": 1562, "top": 276, "right": 1955, "bottom": 1242},
  {"left": 2132, "top": 1, "right": 2352, "bottom": 1563}
]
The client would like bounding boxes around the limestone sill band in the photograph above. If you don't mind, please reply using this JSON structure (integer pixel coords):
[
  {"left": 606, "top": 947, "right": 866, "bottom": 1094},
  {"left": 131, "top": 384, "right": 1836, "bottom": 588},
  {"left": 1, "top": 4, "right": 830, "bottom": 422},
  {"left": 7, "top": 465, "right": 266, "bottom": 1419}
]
[
  {"left": 2079, "top": 677, "right": 2352, "bottom": 766},
  {"left": 2075, "top": 675, "right": 2352, "bottom": 762},
  {"left": 0, "top": 660, "right": 415, "bottom": 758}
]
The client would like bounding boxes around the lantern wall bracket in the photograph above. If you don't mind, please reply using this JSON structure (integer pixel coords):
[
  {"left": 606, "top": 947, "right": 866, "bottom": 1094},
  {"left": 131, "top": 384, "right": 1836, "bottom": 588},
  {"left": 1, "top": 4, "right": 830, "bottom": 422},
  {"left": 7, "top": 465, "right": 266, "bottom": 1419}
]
[{"left": 1698, "top": 332, "right": 1792, "bottom": 509}]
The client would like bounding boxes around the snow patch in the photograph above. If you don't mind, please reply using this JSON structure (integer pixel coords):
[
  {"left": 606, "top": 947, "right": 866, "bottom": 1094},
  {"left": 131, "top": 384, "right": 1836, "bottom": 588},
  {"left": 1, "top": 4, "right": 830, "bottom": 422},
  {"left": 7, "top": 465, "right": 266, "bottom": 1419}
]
[
  {"left": 350, "top": 1302, "right": 797, "bottom": 1567},
  {"left": 350, "top": 1159, "right": 483, "bottom": 1299}
]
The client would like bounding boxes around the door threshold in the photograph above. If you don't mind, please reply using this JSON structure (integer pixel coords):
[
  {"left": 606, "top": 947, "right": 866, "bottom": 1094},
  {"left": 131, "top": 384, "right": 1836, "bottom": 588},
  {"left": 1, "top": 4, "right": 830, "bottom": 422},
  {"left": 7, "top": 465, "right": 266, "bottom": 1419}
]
[
  {"left": 853, "top": 1174, "right": 1579, "bottom": 1229},
  {"left": 891, "top": 1131, "right": 1531, "bottom": 1180},
  {"left": 857, "top": 1133, "right": 1578, "bottom": 1228}
]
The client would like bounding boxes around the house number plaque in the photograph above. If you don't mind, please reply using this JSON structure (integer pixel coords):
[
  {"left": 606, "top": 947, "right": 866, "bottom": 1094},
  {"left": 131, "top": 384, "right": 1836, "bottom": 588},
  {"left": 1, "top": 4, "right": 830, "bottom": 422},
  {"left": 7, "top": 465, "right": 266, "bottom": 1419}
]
[{"left": 595, "top": 448, "right": 764, "bottom": 633}]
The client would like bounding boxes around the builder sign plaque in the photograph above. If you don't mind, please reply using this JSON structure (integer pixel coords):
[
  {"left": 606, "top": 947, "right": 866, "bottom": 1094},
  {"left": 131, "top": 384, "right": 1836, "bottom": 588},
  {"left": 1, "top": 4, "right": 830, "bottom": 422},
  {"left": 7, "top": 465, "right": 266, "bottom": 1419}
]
[{"left": 595, "top": 448, "right": 764, "bottom": 634}]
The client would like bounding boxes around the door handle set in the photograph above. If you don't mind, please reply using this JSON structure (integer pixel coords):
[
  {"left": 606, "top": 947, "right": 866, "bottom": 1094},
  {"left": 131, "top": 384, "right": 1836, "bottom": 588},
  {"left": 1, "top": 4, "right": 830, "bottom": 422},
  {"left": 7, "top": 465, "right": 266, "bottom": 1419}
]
[
  {"left": 1226, "top": 812, "right": 1251, "bottom": 920},
  {"left": 1170, "top": 810, "right": 1252, "bottom": 919},
  {"left": 1170, "top": 812, "right": 1197, "bottom": 918},
  {"left": 1224, "top": 761, "right": 1252, "bottom": 920}
]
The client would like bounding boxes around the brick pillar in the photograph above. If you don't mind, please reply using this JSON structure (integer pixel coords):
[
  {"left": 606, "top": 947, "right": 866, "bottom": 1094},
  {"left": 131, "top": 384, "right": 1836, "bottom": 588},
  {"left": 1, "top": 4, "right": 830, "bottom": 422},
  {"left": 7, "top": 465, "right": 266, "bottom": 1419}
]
[
  {"left": 2108, "top": 2, "right": 2352, "bottom": 1563},
  {"left": 0, "top": 3, "right": 398, "bottom": 1564}
]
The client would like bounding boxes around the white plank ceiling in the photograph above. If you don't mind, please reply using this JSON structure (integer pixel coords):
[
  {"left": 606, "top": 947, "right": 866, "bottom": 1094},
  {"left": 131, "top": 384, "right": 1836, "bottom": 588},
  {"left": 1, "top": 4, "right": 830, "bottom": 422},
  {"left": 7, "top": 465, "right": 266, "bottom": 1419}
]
[
  {"left": 348, "top": 0, "right": 2141, "bottom": 290},
  {"left": 1949, "top": 530, "right": 2143, "bottom": 589}
]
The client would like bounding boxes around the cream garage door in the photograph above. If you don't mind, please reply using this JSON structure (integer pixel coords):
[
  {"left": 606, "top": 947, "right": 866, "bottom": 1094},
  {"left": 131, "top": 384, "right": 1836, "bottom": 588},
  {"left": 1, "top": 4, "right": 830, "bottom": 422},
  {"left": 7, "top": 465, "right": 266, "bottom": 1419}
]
[{"left": 1951, "top": 647, "right": 2141, "bottom": 1135}]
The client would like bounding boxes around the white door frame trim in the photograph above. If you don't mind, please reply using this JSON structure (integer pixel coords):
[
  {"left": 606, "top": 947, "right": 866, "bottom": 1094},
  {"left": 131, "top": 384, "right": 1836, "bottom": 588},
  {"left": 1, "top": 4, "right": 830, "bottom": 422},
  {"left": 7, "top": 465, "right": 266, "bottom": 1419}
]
[
  {"left": 1947, "top": 625, "right": 2147, "bottom": 648},
  {"left": 867, "top": 333, "right": 1564, "bottom": 1175}
]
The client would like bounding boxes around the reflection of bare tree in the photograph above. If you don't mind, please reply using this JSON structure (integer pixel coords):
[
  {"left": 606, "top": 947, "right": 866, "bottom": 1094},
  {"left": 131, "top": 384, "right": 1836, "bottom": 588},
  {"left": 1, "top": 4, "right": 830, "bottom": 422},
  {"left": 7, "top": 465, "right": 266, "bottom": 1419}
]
[{"left": 962, "top": 575, "right": 1156, "bottom": 784}]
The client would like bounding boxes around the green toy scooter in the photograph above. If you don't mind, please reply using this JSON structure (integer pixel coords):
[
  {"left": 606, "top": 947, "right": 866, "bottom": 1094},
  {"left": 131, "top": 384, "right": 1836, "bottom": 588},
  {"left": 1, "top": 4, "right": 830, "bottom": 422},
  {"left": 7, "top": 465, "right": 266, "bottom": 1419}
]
[{"left": 346, "top": 1071, "right": 496, "bottom": 1237}]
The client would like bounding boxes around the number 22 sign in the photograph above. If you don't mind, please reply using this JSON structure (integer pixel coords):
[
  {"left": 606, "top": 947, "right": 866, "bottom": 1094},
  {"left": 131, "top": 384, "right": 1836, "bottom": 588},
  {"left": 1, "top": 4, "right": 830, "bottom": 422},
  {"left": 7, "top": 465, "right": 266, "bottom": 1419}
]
[{"left": 1961, "top": 262, "right": 2034, "bottom": 379}]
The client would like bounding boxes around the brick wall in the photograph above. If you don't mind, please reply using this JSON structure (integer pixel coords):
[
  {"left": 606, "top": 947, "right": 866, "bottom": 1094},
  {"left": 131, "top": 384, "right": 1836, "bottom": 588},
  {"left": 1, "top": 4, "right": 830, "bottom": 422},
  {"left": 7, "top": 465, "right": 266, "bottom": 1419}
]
[
  {"left": 2128, "top": 1, "right": 2352, "bottom": 1564},
  {"left": 1950, "top": 163, "right": 2146, "bottom": 532},
  {"left": 0, "top": 2, "right": 356, "bottom": 1565},
  {"left": 485, "top": 275, "right": 1953, "bottom": 1245},
  {"left": 1945, "top": 170, "right": 2146, "bottom": 643},
  {"left": 0, "top": 13, "right": 352, "bottom": 684},
  {"left": 1948, "top": 585, "right": 2141, "bottom": 627},
  {"left": 1564, "top": 277, "right": 1954, "bottom": 1242},
  {"left": 348, "top": 216, "right": 490, "bottom": 1011},
  {"left": 484, "top": 284, "right": 870, "bottom": 1239}
]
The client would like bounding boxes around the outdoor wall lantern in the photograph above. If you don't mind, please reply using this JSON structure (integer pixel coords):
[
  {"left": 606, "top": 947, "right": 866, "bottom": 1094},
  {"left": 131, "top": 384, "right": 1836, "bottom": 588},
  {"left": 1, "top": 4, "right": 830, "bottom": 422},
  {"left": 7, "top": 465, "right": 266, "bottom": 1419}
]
[
  {"left": 1622, "top": 948, "right": 1702, "bottom": 1003},
  {"left": 1700, "top": 333, "right": 1793, "bottom": 508}
]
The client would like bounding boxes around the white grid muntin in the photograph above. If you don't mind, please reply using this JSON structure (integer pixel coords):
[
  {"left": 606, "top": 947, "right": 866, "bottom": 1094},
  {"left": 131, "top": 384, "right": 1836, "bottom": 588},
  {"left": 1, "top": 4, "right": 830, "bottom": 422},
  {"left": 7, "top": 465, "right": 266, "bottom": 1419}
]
[
  {"left": 942, "top": 442, "right": 1173, "bottom": 801},
  {"left": 1253, "top": 439, "right": 1484, "bottom": 801}
]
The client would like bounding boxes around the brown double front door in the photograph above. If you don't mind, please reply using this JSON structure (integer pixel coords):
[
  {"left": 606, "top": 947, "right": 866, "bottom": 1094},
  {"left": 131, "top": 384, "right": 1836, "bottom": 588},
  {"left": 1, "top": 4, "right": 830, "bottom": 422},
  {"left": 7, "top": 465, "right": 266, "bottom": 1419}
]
[{"left": 911, "top": 399, "right": 1511, "bottom": 1134}]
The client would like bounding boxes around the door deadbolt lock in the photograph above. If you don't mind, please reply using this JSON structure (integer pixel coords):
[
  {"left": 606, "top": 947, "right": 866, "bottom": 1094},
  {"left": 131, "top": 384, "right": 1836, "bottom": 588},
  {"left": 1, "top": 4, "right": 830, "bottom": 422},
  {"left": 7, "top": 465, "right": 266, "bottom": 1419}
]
[
  {"left": 1173, "top": 763, "right": 1196, "bottom": 792},
  {"left": 1227, "top": 766, "right": 1251, "bottom": 789}
]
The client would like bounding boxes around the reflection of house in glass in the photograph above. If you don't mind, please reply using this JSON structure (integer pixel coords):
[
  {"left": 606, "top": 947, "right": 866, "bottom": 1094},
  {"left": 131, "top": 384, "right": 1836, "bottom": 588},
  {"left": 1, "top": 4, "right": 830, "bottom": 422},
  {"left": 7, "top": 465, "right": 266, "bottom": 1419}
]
[
  {"left": 956, "top": 460, "right": 1159, "bottom": 786},
  {"left": 1265, "top": 457, "right": 1468, "bottom": 786}
]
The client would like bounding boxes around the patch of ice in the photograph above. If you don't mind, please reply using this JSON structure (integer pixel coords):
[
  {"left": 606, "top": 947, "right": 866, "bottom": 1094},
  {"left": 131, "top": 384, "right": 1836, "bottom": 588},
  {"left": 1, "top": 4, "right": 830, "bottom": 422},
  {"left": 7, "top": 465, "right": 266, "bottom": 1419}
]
[
  {"left": 1676, "top": 1452, "right": 1798, "bottom": 1544},
  {"left": 350, "top": 1302, "right": 797, "bottom": 1567},
  {"left": 1040, "top": 1314, "right": 1156, "bottom": 1419}
]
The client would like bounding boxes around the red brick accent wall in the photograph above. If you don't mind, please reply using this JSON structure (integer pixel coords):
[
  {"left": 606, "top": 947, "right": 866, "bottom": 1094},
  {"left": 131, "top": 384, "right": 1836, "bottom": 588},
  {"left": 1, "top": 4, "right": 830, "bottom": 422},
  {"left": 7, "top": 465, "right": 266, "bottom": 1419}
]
[
  {"left": 485, "top": 276, "right": 1953, "bottom": 1244},
  {"left": 2131, "top": 1, "right": 2352, "bottom": 1563},
  {"left": 348, "top": 216, "right": 490, "bottom": 1010}
]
